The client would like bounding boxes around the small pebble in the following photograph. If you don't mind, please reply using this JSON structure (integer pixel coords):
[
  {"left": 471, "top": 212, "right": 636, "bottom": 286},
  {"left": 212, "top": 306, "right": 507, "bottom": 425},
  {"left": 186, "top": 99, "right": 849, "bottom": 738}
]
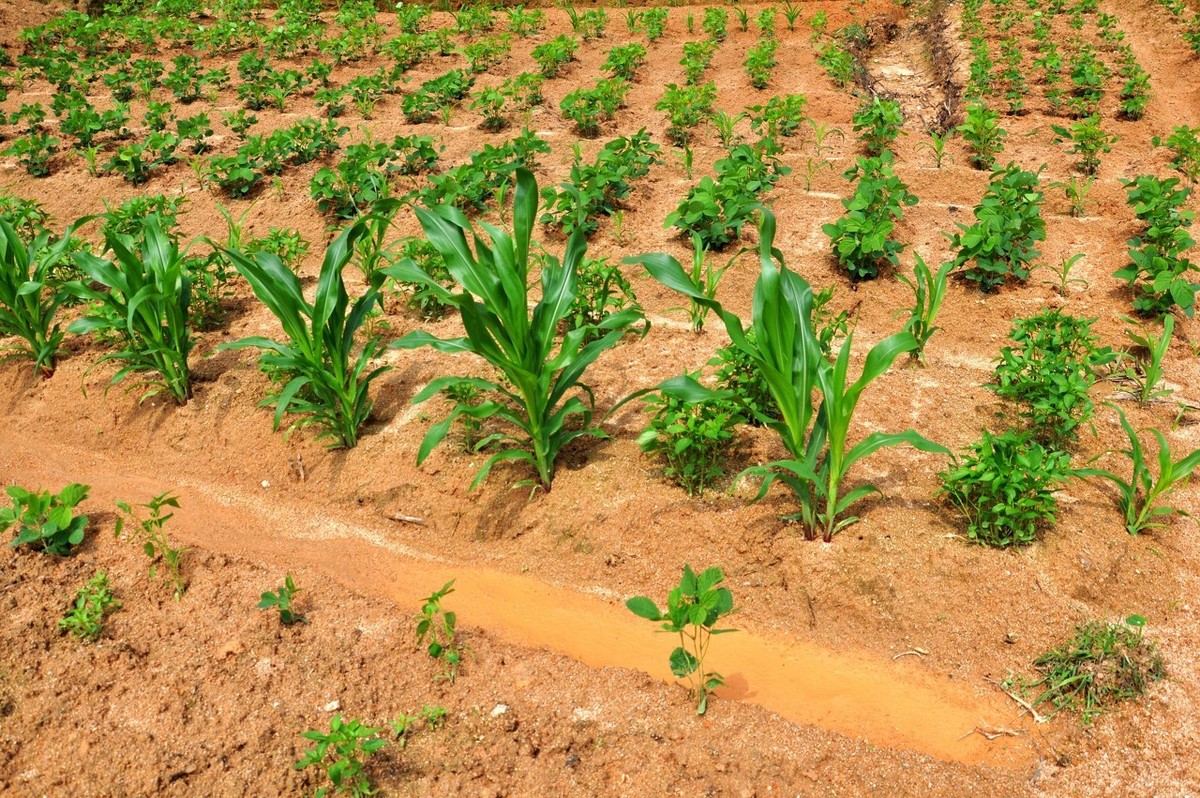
[{"left": 323, "top": 700, "right": 340, "bottom": 712}]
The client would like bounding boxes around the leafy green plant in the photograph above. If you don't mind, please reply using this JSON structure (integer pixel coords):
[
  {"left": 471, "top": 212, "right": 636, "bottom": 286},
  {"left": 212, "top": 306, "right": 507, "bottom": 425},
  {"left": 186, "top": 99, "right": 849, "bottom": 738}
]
[
  {"left": 539, "top": 131, "right": 660, "bottom": 237},
  {"left": 626, "top": 565, "right": 736, "bottom": 715},
  {"left": 115, "top": 492, "right": 186, "bottom": 600},
  {"left": 386, "top": 169, "right": 644, "bottom": 490},
  {"left": 638, "top": 383, "right": 743, "bottom": 495},
  {"left": 531, "top": 34, "right": 578, "bottom": 77},
  {"left": 296, "top": 715, "right": 386, "bottom": 798},
  {"left": 940, "top": 430, "right": 1073, "bottom": 546},
  {"left": 602, "top": 42, "right": 647, "bottom": 81},
  {"left": 2, "top": 483, "right": 90, "bottom": 556},
  {"left": 1051, "top": 114, "right": 1117, "bottom": 176},
  {"left": 4, "top": 133, "right": 59, "bottom": 177},
  {"left": 560, "top": 78, "right": 628, "bottom": 138},
  {"left": 681, "top": 39, "right": 718, "bottom": 84},
  {"left": 1118, "top": 315, "right": 1173, "bottom": 403},
  {"left": 816, "top": 41, "right": 856, "bottom": 88},
  {"left": 1011, "top": 616, "right": 1165, "bottom": 724},
  {"left": 744, "top": 38, "right": 778, "bottom": 89},
  {"left": 567, "top": 6, "right": 608, "bottom": 40},
  {"left": 822, "top": 152, "right": 919, "bottom": 281},
  {"left": 1115, "top": 175, "right": 1197, "bottom": 317},
  {"left": 219, "top": 221, "right": 390, "bottom": 449},
  {"left": 956, "top": 103, "right": 1006, "bottom": 169},
  {"left": 656, "top": 82, "right": 716, "bottom": 147},
  {"left": 59, "top": 571, "right": 120, "bottom": 642},
  {"left": 642, "top": 7, "right": 669, "bottom": 41},
  {"left": 66, "top": 215, "right": 193, "bottom": 404},
  {"left": 1080, "top": 404, "right": 1200, "bottom": 535},
  {"left": 0, "top": 218, "right": 76, "bottom": 375},
  {"left": 703, "top": 7, "right": 729, "bottom": 41},
  {"left": 562, "top": 255, "right": 641, "bottom": 342},
  {"left": 992, "top": 309, "right": 1115, "bottom": 445},
  {"left": 415, "top": 579, "right": 462, "bottom": 683},
  {"left": 896, "top": 255, "right": 952, "bottom": 363},
  {"left": 259, "top": 574, "right": 304, "bottom": 625},
  {"left": 630, "top": 209, "right": 947, "bottom": 540},
  {"left": 666, "top": 143, "right": 789, "bottom": 251},
  {"left": 852, "top": 96, "right": 904, "bottom": 155},
  {"left": 507, "top": 5, "right": 545, "bottom": 37},
  {"left": 1155, "top": 125, "right": 1200, "bottom": 185},
  {"left": 949, "top": 164, "right": 1046, "bottom": 291},
  {"left": 747, "top": 94, "right": 809, "bottom": 141}
]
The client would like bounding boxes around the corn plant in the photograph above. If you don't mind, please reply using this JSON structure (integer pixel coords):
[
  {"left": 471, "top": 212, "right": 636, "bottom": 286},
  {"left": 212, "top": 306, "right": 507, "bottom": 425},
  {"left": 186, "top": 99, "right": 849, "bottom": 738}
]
[
  {"left": 626, "top": 565, "right": 736, "bottom": 715},
  {"left": 219, "top": 221, "right": 389, "bottom": 449},
  {"left": 629, "top": 209, "right": 948, "bottom": 541},
  {"left": 386, "top": 169, "right": 644, "bottom": 490},
  {"left": 0, "top": 218, "right": 77, "bottom": 375},
  {"left": 896, "top": 255, "right": 953, "bottom": 363},
  {"left": 921, "top": 129, "right": 952, "bottom": 168},
  {"left": 66, "top": 215, "right": 193, "bottom": 405},
  {"left": 1080, "top": 405, "right": 1200, "bottom": 535},
  {"left": 1119, "top": 315, "right": 1173, "bottom": 403}
]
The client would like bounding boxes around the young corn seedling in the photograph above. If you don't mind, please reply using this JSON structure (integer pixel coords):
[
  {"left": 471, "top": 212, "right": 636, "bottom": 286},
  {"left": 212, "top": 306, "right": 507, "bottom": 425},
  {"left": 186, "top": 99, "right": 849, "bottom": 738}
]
[
  {"left": 1050, "top": 176, "right": 1095, "bottom": 218},
  {"left": 415, "top": 580, "right": 462, "bottom": 683},
  {"left": 0, "top": 217, "right": 77, "bottom": 376},
  {"left": 921, "top": 129, "right": 952, "bottom": 168},
  {"left": 1118, "top": 315, "right": 1174, "bottom": 403},
  {"left": 219, "top": 220, "right": 391, "bottom": 449},
  {"left": 66, "top": 215, "right": 194, "bottom": 405},
  {"left": 626, "top": 565, "right": 736, "bottom": 715},
  {"left": 116, "top": 492, "right": 186, "bottom": 600},
  {"left": 386, "top": 169, "right": 644, "bottom": 490},
  {"left": 1038, "top": 253, "right": 1090, "bottom": 294},
  {"left": 895, "top": 255, "right": 953, "bottom": 363},
  {"left": 2, "top": 483, "right": 90, "bottom": 556},
  {"left": 1080, "top": 404, "right": 1200, "bottom": 534},
  {"left": 258, "top": 574, "right": 304, "bottom": 625},
  {"left": 59, "top": 571, "right": 120, "bottom": 642},
  {"left": 629, "top": 209, "right": 949, "bottom": 541}
]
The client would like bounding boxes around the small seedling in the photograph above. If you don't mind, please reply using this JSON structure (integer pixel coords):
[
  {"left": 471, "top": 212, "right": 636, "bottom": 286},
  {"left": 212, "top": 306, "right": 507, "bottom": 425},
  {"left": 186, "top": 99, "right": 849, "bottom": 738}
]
[
  {"left": 115, "top": 492, "right": 186, "bottom": 599},
  {"left": 415, "top": 580, "right": 463, "bottom": 683},
  {"left": 2, "top": 483, "right": 90, "bottom": 556},
  {"left": 295, "top": 714, "right": 386, "bottom": 798},
  {"left": 1119, "top": 315, "right": 1174, "bottom": 403},
  {"left": 626, "top": 565, "right": 737, "bottom": 715},
  {"left": 1038, "top": 253, "right": 1089, "bottom": 294},
  {"left": 59, "top": 571, "right": 120, "bottom": 642},
  {"left": 420, "top": 705, "right": 448, "bottom": 729},
  {"left": 389, "top": 711, "right": 420, "bottom": 746},
  {"left": 259, "top": 574, "right": 304, "bottom": 625}
]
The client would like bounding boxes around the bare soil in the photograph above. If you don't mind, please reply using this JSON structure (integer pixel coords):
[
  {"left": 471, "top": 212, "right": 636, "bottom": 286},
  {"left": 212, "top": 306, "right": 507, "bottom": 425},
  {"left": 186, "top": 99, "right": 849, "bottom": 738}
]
[{"left": 2, "top": 0, "right": 1200, "bottom": 795}]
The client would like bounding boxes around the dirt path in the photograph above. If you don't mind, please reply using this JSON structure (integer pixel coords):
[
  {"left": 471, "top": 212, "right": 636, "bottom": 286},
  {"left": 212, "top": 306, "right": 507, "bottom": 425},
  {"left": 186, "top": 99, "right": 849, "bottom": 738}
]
[{"left": 0, "top": 427, "right": 1037, "bottom": 769}]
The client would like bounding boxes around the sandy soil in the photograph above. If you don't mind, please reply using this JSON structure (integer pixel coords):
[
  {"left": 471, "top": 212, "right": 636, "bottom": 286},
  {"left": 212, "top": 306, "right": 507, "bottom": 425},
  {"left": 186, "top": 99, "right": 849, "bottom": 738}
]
[{"left": 1, "top": 0, "right": 1200, "bottom": 795}]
